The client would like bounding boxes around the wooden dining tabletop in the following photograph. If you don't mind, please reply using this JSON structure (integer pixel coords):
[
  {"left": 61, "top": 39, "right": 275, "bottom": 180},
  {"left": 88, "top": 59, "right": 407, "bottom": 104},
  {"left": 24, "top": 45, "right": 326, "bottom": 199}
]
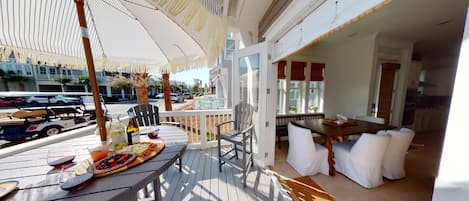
[
  {"left": 0, "top": 126, "right": 187, "bottom": 201},
  {"left": 292, "top": 119, "right": 395, "bottom": 176}
]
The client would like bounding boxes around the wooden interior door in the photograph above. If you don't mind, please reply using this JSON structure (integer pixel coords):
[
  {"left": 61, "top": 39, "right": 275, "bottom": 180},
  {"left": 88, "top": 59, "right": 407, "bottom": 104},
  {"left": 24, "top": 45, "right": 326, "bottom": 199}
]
[{"left": 377, "top": 63, "right": 400, "bottom": 124}]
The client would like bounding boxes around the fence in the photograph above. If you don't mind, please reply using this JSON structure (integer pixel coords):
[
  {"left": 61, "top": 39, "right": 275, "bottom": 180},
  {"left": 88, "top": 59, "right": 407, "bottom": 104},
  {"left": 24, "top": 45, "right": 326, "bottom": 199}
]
[{"left": 160, "top": 109, "right": 232, "bottom": 149}]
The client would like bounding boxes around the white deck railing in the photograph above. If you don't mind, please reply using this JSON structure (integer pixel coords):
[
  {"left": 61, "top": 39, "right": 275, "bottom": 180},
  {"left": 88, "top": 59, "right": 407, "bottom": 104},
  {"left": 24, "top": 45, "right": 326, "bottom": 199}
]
[{"left": 160, "top": 109, "right": 232, "bottom": 149}]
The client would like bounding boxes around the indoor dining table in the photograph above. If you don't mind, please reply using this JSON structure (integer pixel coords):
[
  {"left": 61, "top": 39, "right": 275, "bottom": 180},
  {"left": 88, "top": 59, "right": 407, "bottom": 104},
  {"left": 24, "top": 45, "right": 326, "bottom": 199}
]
[
  {"left": 292, "top": 119, "right": 395, "bottom": 176},
  {"left": 0, "top": 126, "right": 187, "bottom": 201}
]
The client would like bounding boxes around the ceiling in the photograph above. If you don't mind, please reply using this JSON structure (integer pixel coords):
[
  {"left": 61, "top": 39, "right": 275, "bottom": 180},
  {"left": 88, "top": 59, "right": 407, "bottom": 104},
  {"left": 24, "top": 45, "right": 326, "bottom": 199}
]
[{"left": 319, "top": 0, "right": 469, "bottom": 57}]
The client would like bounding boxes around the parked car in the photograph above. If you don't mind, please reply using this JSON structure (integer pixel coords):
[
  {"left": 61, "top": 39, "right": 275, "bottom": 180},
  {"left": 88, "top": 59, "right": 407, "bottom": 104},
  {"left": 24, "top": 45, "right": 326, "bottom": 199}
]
[
  {"left": 183, "top": 93, "right": 193, "bottom": 99},
  {"left": 154, "top": 94, "right": 164, "bottom": 99},
  {"left": 26, "top": 95, "right": 81, "bottom": 105},
  {"left": 170, "top": 93, "right": 184, "bottom": 103},
  {"left": 0, "top": 97, "right": 27, "bottom": 107}
]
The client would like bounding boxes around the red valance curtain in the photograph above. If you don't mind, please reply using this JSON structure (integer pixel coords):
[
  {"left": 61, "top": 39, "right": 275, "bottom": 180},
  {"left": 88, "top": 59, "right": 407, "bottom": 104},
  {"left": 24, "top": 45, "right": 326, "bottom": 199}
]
[
  {"left": 277, "top": 61, "right": 324, "bottom": 81},
  {"left": 310, "top": 63, "right": 325, "bottom": 81},
  {"left": 278, "top": 60, "right": 286, "bottom": 79},
  {"left": 291, "top": 61, "right": 306, "bottom": 81}
]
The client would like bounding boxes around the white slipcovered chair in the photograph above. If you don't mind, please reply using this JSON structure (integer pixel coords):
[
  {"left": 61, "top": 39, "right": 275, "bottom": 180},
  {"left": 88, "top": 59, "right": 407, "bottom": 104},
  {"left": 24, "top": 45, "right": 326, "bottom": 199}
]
[
  {"left": 333, "top": 133, "right": 391, "bottom": 188},
  {"left": 287, "top": 123, "right": 329, "bottom": 176},
  {"left": 380, "top": 128, "right": 415, "bottom": 180}
]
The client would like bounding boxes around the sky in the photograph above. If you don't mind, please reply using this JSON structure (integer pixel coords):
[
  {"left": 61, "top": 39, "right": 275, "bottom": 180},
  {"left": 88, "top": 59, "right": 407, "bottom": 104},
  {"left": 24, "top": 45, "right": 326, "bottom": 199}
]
[{"left": 166, "top": 68, "right": 210, "bottom": 86}]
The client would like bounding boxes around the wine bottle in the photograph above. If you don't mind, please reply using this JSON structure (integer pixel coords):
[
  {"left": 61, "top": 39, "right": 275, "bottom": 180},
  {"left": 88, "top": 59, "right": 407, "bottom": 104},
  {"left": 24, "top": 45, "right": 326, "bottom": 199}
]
[{"left": 127, "top": 113, "right": 140, "bottom": 145}]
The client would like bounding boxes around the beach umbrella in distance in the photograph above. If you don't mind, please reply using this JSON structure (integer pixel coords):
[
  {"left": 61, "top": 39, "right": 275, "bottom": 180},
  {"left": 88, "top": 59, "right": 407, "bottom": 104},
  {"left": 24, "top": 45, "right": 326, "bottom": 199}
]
[{"left": 0, "top": 0, "right": 227, "bottom": 143}]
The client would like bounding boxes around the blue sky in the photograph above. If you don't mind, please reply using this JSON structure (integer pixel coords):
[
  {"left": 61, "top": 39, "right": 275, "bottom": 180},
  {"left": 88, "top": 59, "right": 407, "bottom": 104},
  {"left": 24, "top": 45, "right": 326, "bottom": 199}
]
[{"left": 168, "top": 68, "right": 210, "bottom": 86}]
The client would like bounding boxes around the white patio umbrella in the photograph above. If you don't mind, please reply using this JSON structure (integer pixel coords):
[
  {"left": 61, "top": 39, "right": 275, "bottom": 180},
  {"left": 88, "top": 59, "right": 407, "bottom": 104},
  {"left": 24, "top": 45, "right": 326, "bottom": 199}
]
[{"left": 0, "top": 0, "right": 227, "bottom": 142}]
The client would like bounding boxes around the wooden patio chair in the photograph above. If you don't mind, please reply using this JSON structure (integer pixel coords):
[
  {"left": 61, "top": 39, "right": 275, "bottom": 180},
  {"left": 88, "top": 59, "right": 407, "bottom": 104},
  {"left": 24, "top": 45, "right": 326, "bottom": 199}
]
[
  {"left": 217, "top": 102, "right": 255, "bottom": 187},
  {"left": 127, "top": 104, "right": 183, "bottom": 199},
  {"left": 127, "top": 104, "right": 182, "bottom": 171}
]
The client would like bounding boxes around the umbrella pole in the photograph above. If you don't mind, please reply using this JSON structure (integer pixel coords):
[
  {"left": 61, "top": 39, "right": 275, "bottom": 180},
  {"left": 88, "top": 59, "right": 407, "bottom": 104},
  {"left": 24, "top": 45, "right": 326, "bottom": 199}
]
[
  {"left": 74, "top": 0, "right": 107, "bottom": 143},
  {"left": 162, "top": 73, "right": 172, "bottom": 111}
]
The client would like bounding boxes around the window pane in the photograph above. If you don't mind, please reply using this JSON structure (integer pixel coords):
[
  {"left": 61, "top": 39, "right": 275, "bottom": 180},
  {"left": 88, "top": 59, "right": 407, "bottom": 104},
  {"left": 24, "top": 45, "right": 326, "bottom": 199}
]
[
  {"left": 226, "top": 39, "right": 235, "bottom": 50},
  {"left": 308, "top": 82, "right": 319, "bottom": 112},
  {"left": 289, "top": 81, "right": 305, "bottom": 113},
  {"left": 16, "top": 65, "right": 22, "bottom": 75},
  {"left": 277, "top": 79, "right": 286, "bottom": 114},
  {"left": 25, "top": 65, "right": 32, "bottom": 75},
  {"left": 239, "top": 53, "right": 260, "bottom": 110}
]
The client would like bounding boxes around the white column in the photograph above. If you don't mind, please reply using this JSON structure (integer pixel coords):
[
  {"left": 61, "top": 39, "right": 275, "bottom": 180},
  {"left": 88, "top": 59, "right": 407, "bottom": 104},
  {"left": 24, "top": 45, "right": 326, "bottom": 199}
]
[
  {"left": 433, "top": 7, "right": 469, "bottom": 200},
  {"left": 106, "top": 85, "right": 112, "bottom": 97}
]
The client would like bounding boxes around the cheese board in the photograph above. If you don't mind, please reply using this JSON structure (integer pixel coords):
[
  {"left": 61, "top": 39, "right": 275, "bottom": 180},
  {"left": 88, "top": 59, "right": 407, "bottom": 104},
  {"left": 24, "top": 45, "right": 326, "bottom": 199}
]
[{"left": 77, "top": 141, "right": 165, "bottom": 177}]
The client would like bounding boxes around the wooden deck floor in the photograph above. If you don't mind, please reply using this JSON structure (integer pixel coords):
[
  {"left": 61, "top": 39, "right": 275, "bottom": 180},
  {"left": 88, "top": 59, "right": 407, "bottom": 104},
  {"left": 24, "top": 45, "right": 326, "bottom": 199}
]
[{"left": 139, "top": 148, "right": 274, "bottom": 201}]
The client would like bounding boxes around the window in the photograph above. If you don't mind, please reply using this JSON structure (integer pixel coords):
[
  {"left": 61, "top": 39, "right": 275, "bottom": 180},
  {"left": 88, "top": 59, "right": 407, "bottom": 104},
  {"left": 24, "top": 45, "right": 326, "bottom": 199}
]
[
  {"left": 308, "top": 82, "right": 323, "bottom": 113},
  {"left": 277, "top": 79, "right": 286, "bottom": 114},
  {"left": 289, "top": 81, "right": 305, "bottom": 113},
  {"left": 224, "top": 39, "right": 236, "bottom": 60},
  {"left": 49, "top": 68, "right": 56, "bottom": 75},
  {"left": 6, "top": 64, "right": 13, "bottom": 73},
  {"left": 40, "top": 67, "right": 47, "bottom": 75},
  {"left": 67, "top": 70, "right": 72, "bottom": 75},
  {"left": 15, "top": 65, "right": 23, "bottom": 75},
  {"left": 276, "top": 60, "right": 325, "bottom": 114},
  {"left": 24, "top": 65, "right": 32, "bottom": 76}
]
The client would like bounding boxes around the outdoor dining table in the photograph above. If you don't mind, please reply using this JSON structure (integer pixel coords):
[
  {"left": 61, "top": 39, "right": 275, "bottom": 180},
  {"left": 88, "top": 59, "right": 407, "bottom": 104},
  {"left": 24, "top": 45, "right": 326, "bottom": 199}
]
[
  {"left": 291, "top": 119, "right": 395, "bottom": 176},
  {"left": 0, "top": 126, "right": 187, "bottom": 201}
]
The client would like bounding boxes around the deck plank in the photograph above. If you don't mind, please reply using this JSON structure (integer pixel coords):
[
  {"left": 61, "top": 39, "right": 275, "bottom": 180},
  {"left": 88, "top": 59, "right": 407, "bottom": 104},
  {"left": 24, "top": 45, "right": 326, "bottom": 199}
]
[{"left": 145, "top": 148, "right": 271, "bottom": 201}]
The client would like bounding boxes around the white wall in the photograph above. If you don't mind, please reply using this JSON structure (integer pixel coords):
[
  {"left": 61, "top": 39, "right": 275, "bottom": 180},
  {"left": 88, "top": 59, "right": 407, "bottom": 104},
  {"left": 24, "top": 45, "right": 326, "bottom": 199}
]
[
  {"left": 299, "top": 34, "right": 378, "bottom": 118},
  {"left": 323, "top": 34, "right": 378, "bottom": 118}
]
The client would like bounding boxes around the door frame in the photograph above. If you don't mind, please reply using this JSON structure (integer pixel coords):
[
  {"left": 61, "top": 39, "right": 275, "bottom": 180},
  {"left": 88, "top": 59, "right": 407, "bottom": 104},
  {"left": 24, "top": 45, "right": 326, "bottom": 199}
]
[{"left": 232, "top": 42, "right": 276, "bottom": 166}]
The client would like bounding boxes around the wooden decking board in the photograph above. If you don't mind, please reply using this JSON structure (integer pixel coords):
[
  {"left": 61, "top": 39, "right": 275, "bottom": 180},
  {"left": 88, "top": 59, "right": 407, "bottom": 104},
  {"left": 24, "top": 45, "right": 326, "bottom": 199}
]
[
  {"left": 200, "top": 150, "right": 213, "bottom": 200},
  {"left": 166, "top": 149, "right": 196, "bottom": 201},
  {"left": 180, "top": 145, "right": 203, "bottom": 201},
  {"left": 208, "top": 148, "right": 220, "bottom": 201},
  {"left": 138, "top": 148, "right": 272, "bottom": 201}
]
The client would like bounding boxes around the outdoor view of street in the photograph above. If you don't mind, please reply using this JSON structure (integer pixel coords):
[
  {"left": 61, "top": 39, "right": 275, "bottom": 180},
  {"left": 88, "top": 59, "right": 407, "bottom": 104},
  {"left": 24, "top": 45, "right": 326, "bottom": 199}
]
[{"left": 0, "top": 98, "right": 196, "bottom": 148}]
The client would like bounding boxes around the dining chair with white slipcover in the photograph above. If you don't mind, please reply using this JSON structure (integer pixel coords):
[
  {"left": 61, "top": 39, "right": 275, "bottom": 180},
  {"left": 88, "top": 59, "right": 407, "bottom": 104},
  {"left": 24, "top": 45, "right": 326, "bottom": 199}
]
[
  {"left": 333, "top": 133, "right": 391, "bottom": 188},
  {"left": 287, "top": 123, "right": 329, "bottom": 176},
  {"left": 380, "top": 128, "right": 415, "bottom": 180}
]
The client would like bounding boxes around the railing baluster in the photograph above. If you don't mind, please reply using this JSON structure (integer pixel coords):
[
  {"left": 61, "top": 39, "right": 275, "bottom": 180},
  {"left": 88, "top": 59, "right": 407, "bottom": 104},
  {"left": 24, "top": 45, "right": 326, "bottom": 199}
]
[{"left": 200, "top": 112, "right": 207, "bottom": 148}]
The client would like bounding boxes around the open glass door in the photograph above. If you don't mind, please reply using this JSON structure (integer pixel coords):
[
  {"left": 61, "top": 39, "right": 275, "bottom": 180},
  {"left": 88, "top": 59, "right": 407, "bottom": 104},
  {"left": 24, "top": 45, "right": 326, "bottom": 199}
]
[{"left": 233, "top": 42, "right": 275, "bottom": 167}]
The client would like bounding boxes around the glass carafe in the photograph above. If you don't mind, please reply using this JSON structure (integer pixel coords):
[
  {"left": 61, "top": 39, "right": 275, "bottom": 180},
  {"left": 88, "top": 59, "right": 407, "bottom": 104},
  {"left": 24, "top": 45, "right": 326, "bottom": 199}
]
[{"left": 107, "top": 115, "right": 127, "bottom": 150}]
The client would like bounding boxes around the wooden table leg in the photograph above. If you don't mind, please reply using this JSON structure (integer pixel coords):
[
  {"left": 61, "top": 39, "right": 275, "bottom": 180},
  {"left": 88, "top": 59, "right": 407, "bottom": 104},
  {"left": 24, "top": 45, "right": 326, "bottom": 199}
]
[{"left": 325, "top": 137, "right": 335, "bottom": 176}]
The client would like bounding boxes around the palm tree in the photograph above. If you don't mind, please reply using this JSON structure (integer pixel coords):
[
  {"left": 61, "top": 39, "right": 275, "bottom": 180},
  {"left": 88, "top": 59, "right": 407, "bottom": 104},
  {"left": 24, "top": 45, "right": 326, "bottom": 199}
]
[{"left": 54, "top": 77, "right": 72, "bottom": 92}]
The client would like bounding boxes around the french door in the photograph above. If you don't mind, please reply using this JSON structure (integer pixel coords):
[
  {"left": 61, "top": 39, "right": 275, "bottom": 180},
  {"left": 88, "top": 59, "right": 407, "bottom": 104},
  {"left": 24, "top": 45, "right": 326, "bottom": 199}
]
[{"left": 233, "top": 42, "right": 276, "bottom": 166}]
